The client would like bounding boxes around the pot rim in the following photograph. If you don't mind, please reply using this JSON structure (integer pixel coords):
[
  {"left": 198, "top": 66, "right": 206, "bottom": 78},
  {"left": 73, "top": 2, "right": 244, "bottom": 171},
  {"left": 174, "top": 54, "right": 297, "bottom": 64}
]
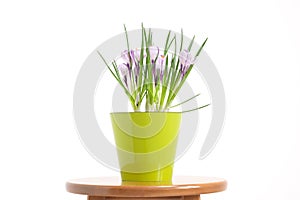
[{"left": 110, "top": 111, "right": 182, "bottom": 114}]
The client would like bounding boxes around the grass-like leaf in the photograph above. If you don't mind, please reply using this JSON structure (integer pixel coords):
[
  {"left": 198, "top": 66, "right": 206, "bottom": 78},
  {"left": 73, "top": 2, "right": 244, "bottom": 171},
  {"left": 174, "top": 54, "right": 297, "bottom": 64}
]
[
  {"left": 196, "top": 37, "right": 208, "bottom": 57},
  {"left": 181, "top": 103, "right": 210, "bottom": 113},
  {"left": 187, "top": 35, "right": 195, "bottom": 51},
  {"left": 179, "top": 29, "right": 183, "bottom": 51},
  {"left": 164, "top": 30, "right": 171, "bottom": 55},
  {"left": 169, "top": 93, "right": 200, "bottom": 108},
  {"left": 123, "top": 24, "right": 130, "bottom": 52}
]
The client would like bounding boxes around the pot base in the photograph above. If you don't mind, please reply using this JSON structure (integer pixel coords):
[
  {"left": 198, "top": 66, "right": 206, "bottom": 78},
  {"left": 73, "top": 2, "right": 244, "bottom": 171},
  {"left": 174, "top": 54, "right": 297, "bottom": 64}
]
[{"left": 120, "top": 165, "right": 173, "bottom": 182}]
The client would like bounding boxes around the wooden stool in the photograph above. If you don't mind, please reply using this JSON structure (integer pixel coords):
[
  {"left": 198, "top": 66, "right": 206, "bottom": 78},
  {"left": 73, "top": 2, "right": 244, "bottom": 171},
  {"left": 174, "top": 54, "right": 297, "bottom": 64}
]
[{"left": 66, "top": 176, "right": 227, "bottom": 200}]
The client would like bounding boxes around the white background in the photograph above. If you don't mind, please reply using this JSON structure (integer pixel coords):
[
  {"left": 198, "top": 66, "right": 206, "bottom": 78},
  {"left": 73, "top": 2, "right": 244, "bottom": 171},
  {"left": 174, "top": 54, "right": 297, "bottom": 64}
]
[{"left": 0, "top": 1, "right": 299, "bottom": 200}]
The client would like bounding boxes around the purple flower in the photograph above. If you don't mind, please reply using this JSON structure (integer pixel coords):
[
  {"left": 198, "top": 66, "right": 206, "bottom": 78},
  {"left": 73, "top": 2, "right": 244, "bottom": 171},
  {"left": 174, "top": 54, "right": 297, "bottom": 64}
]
[
  {"left": 151, "top": 54, "right": 165, "bottom": 86},
  {"left": 130, "top": 50, "right": 140, "bottom": 75},
  {"left": 133, "top": 48, "right": 145, "bottom": 62},
  {"left": 118, "top": 63, "right": 129, "bottom": 77},
  {"left": 121, "top": 50, "right": 131, "bottom": 64},
  {"left": 157, "top": 55, "right": 165, "bottom": 81},
  {"left": 118, "top": 63, "right": 129, "bottom": 87},
  {"left": 149, "top": 46, "right": 159, "bottom": 63},
  {"left": 119, "top": 50, "right": 133, "bottom": 81},
  {"left": 179, "top": 49, "right": 195, "bottom": 77},
  {"left": 179, "top": 49, "right": 194, "bottom": 66}
]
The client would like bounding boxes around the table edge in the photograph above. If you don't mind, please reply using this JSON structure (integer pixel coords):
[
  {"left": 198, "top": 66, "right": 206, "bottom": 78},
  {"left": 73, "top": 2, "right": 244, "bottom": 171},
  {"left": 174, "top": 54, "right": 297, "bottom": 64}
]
[{"left": 66, "top": 177, "right": 227, "bottom": 197}]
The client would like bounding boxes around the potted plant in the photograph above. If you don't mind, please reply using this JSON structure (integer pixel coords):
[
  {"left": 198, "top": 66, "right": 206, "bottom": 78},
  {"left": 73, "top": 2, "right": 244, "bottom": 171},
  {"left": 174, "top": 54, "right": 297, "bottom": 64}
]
[{"left": 98, "top": 25, "right": 209, "bottom": 182}]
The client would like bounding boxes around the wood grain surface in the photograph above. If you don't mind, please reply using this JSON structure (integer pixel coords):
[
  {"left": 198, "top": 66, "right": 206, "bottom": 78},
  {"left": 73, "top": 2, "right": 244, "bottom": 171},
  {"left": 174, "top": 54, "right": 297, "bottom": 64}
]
[{"left": 66, "top": 176, "right": 227, "bottom": 198}]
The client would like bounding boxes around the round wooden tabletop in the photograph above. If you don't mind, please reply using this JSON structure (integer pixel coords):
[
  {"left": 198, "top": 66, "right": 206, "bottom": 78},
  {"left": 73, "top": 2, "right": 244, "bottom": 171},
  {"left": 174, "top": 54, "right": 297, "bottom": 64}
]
[{"left": 66, "top": 176, "right": 227, "bottom": 197}]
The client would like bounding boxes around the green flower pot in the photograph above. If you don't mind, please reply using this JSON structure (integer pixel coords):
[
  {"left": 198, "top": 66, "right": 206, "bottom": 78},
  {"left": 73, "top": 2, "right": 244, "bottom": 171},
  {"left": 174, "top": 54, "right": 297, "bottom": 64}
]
[{"left": 111, "top": 112, "right": 182, "bottom": 182}]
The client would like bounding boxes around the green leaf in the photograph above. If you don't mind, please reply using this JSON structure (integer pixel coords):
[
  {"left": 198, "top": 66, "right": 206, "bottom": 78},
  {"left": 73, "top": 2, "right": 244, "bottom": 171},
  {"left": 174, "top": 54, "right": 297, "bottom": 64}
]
[
  {"left": 143, "top": 27, "right": 148, "bottom": 48},
  {"left": 174, "top": 34, "right": 177, "bottom": 55},
  {"left": 187, "top": 35, "right": 195, "bottom": 51},
  {"left": 164, "top": 30, "right": 171, "bottom": 55},
  {"left": 169, "top": 93, "right": 200, "bottom": 108},
  {"left": 179, "top": 29, "right": 183, "bottom": 51},
  {"left": 139, "top": 24, "right": 145, "bottom": 65},
  {"left": 97, "top": 51, "right": 119, "bottom": 81},
  {"left": 147, "top": 28, "right": 152, "bottom": 46},
  {"left": 166, "top": 36, "right": 176, "bottom": 52},
  {"left": 112, "top": 60, "right": 121, "bottom": 80},
  {"left": 163, "top": 55, "right": 169, "bottom": 85},
  {"left": 123, "top": 24, "right": 130, "bottom": 52},
  {"left": 181, "top": 104, "right": 210, "bottom": 113},
  {"left": 195, "top": 37, "right": 208, "bottom": 57},
  {"left": 159, "top": 55, "right": 170, "bottom": 110},
  {"left": 167, "top": 66, "right": 193, "bottom": 107}
]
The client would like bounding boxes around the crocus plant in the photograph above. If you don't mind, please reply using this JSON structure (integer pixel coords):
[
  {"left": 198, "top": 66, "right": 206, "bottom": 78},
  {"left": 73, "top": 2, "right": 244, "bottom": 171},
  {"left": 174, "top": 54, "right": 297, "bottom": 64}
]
[{"left": 98, "top": 25, "right": 209, "bottom": 112}]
